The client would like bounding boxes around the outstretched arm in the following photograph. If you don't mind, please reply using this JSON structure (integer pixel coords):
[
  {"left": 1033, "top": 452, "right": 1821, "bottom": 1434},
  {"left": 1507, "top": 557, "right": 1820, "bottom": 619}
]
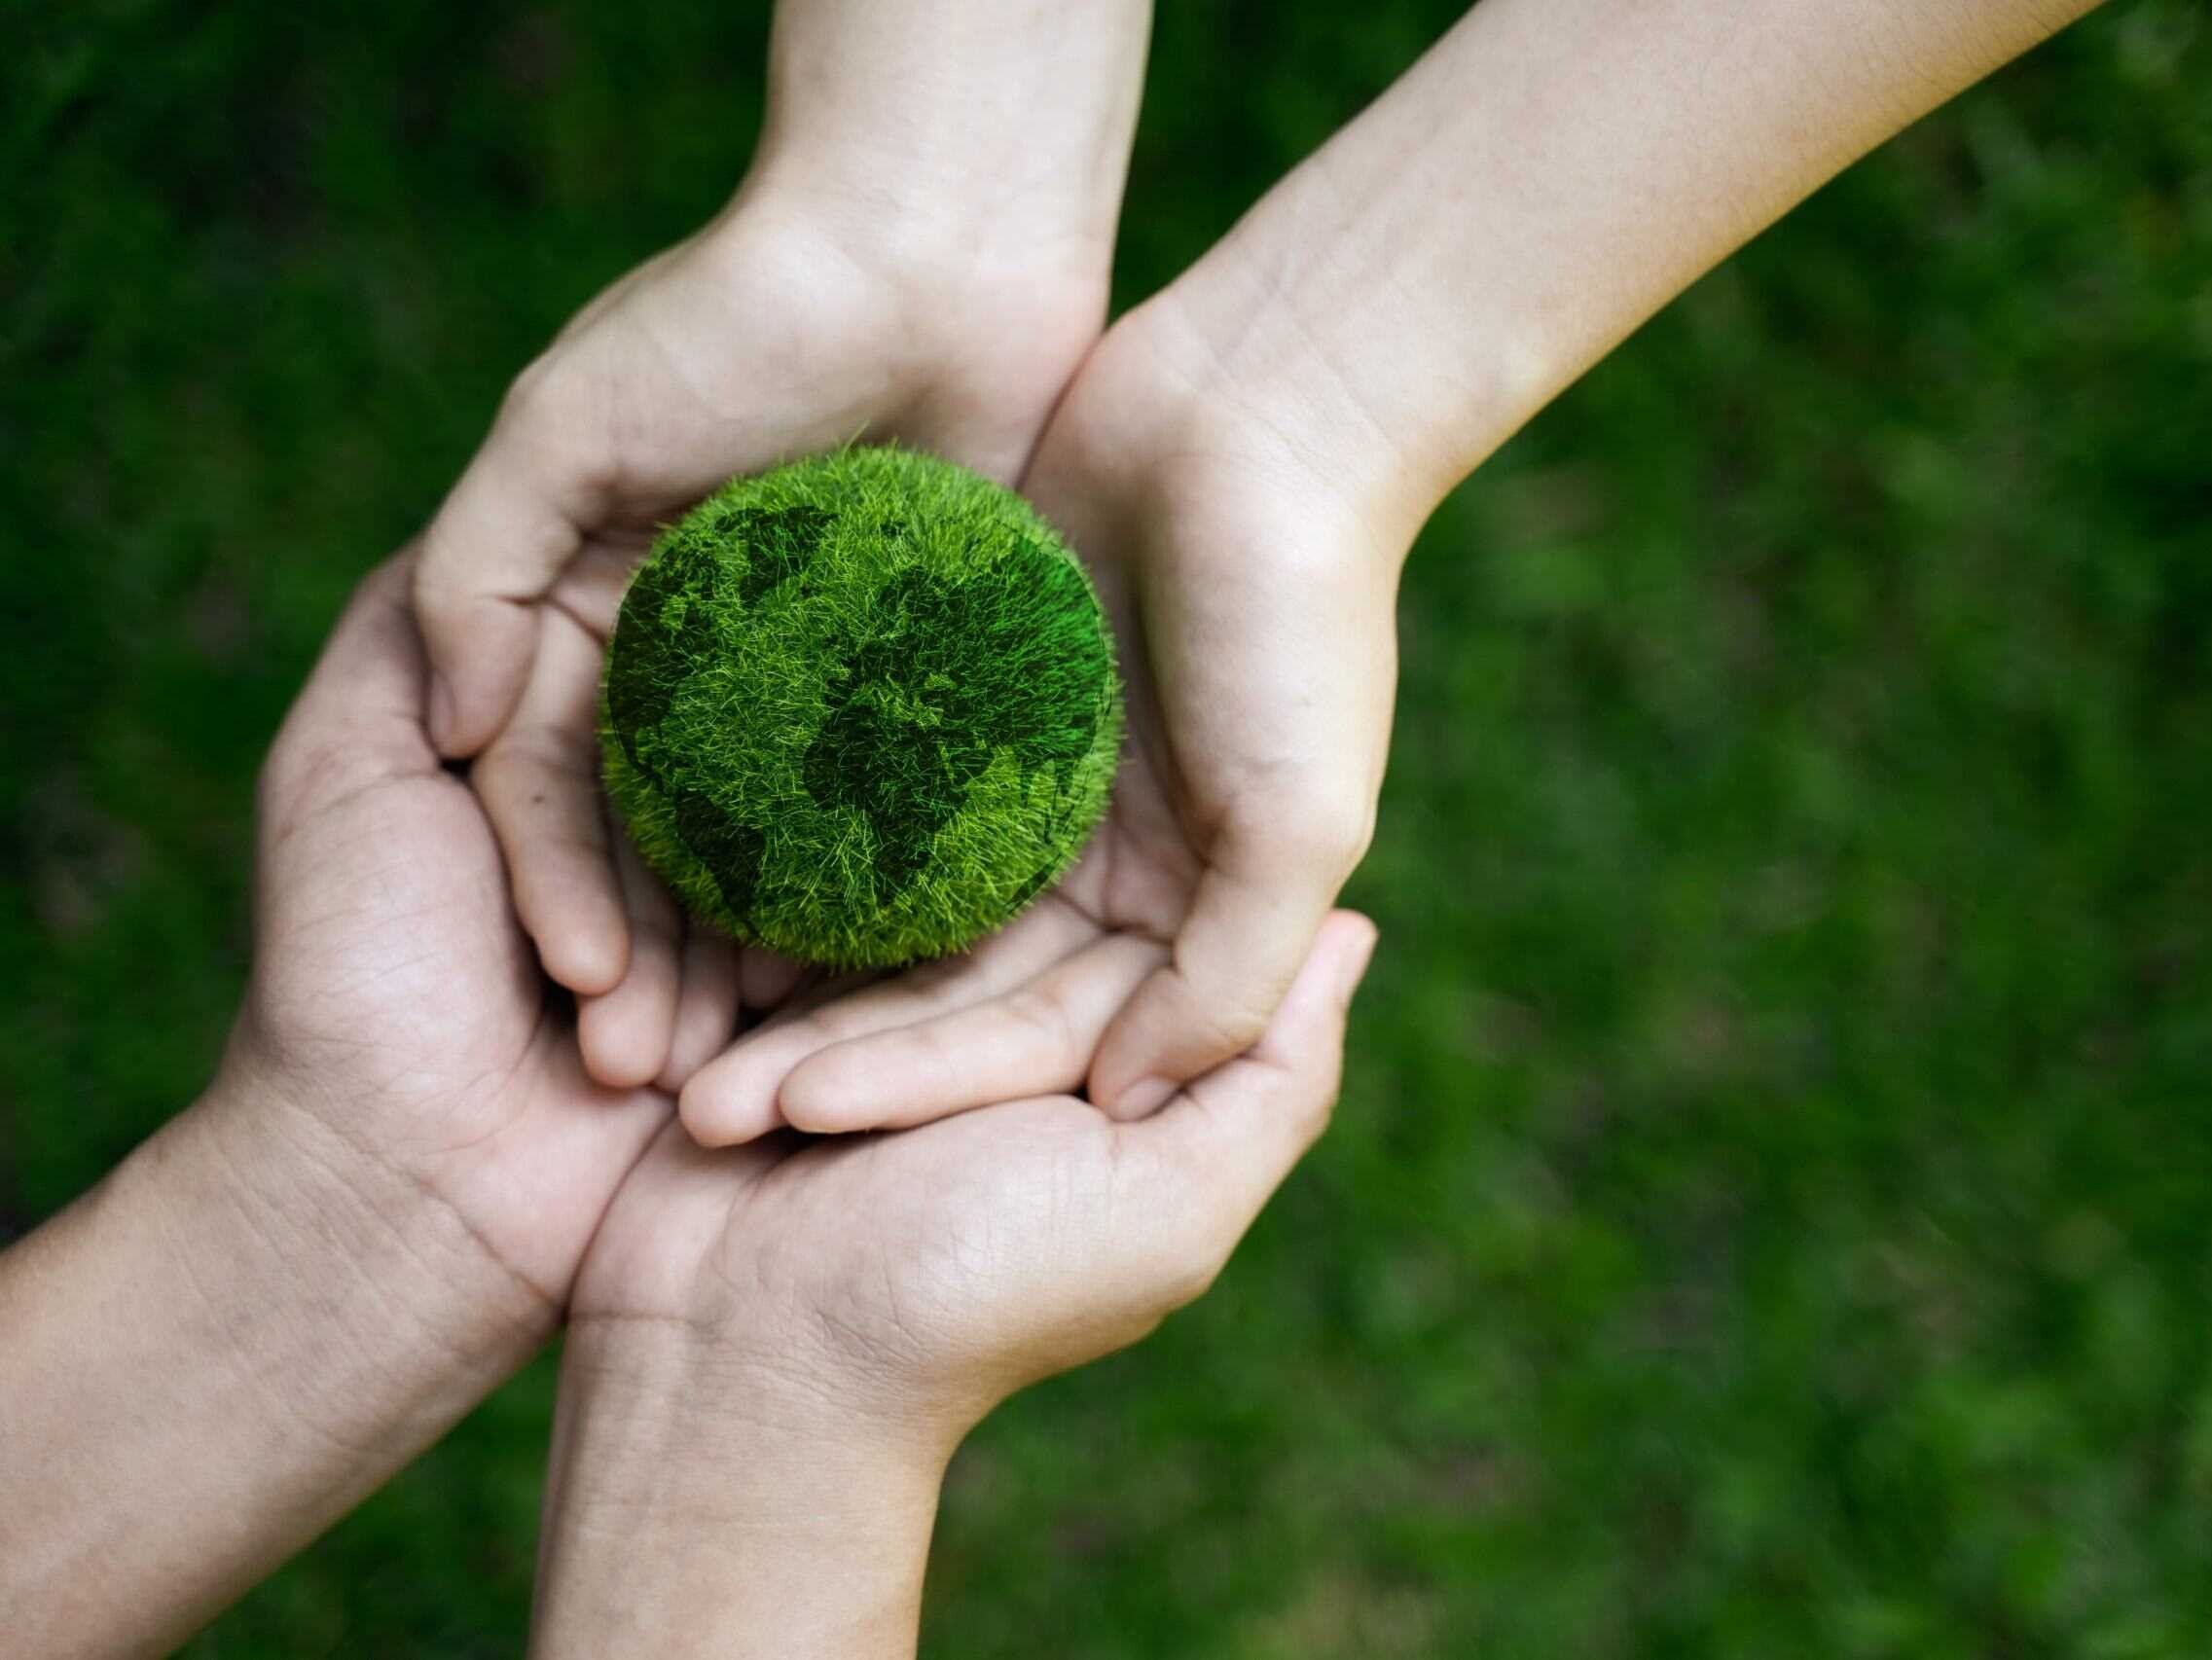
[
  {"left": 1163, "top": 0, "right": 2105, "bottom": 535},
  {"left": 1071, "top": 0, "right": 2110, "bottom": 1099},
  {"left": 0, "top": 1077, "right": 544, "bottom": 1660},
  {"left": 0, "top": 560, "right": 678, "bottom": 1658},
  {"left": 682, "top": 0, "right": 2107, "bottom": 1143}
]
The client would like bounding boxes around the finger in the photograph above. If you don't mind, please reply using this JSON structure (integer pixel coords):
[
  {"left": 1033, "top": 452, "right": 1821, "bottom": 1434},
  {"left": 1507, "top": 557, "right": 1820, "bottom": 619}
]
[
  {"left": 413, "top": 362, "right": 608, "bottom": 758},
  {"left": 1124, "top": 911, "right": 1377, "bottom": 1274},
  {"left": 659, "top": 923, "right": 743, "bottom": 1093},
  {"left": 261, "top": 554, "right": 438, "bottom": 817},
  {"left": 472, "top": 604, "right": 629, "bottom": 995},
  {"left": 676, "top": 901, "right": 1097, "bottom": 1147},
  {"left": 779, "top": 933, "right": 1169, "bottom": 1134},
  {"left": 1088, "top": 833, "right": 1357, "bottom": 1118},
  {"left": 577, "top": 836, "right": 684, "bottom": 1090}
]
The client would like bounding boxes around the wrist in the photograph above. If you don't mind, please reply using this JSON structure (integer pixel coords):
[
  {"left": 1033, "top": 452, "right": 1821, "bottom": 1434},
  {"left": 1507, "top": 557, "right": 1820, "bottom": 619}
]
[
  {"left": 534, "top": 1318, "right": 948, "bottom": 1658},
  {"left": 161, "top": 1062, "right": 557, "bottom": 1441},
  {"left": 726, "top": 158, "right": 1109, "bottom": 351},
  {"left": 745, "top": 0, "right": 1144, "bottom": 289},
  {"left": 0, "top": 1074, "right": 552, "bottom": 1657},
  {"left": 1141, "top": 245, "right": 1496, "bottom": 553},
  {"left": 1060, "top": 291, "right": 1437, "bottom": 569}
]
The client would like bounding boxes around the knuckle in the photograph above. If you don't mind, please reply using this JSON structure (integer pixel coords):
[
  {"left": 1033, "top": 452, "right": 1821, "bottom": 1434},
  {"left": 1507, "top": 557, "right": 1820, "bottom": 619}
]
[
  {"left": 1162, "top": 1245, "right": 1229, "bottom": 1312},
  {"left": 1223, "top": 776, "right": 1376, "bottom": 881},
  {"left": 495, "top": 350, "right": 624, "bottom": 505},
  {"left": 1178, "top": 986, "right": 1274, "bottom": 1060},
  {"left": 495, "top": 349, "right": 569, "bottom": 434},
  {"left": 1296, "top": 1075, "right": 1345, "bottom": 1146},
  {"left": 1002, "top": 984, "right": 1076, "bottom": 1055},
  {"left": 477, "top": 725, "right": 596, "bottom": 792},
  {"left": 1280, "top": 792, "right": 1376, "bottom": 875}
]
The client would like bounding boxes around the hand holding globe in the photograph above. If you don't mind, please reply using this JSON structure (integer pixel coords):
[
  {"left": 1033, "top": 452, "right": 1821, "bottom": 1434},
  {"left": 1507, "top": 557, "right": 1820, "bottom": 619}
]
[{"left": 601, "top": 447, "right": 1121, "bottom": 969}]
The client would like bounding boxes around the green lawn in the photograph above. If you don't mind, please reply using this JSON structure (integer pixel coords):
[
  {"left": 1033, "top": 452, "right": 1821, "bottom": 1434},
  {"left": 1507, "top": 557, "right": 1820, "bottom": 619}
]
[{"left": 7, "top": 1, "right": 2212, "bottom": 1653}]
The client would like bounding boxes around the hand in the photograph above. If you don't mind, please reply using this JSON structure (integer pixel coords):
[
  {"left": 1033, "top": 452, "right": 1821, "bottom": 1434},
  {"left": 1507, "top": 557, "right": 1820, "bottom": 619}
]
[
  {"left": 530, "top": 913, "right": 1376, "bottom": 1657},
  {"left": 228, "top": 553, "right": 707, "bottom": 1315},
  {"left": 0, "top": 555, "right": 714, "bottom": 1658},
  {"left": 672, "top": 0, "right": 2113, "bottom": 1146},
  {"left": 412, "top": 4, "right": 1143, "bottom": 1092},
  {"left": 677, "top": 300, "right": 1406, "bottom": 1142}
]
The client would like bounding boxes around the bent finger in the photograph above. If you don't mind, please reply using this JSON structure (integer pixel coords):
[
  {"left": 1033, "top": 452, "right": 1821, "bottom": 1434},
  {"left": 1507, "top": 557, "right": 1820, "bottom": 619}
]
[
  {"left": 414, "top": 363, "right": 609, "bottom": 757},
  {"left": 262, "top": 554, "right": 438, "bottom": 818},
  {"left": 472, "top": 605, "right": 629, "bottom": 995},
  {"left": 1125, "top": 911, "right": 1377, "bottom": 1272},
  {"left": 1088, "top": 846, "right": 1349, "bottom": 1119},
  {"left": 676, "top": 900, "right": 1097, "bottom": 1146},
  {"left": 779, "top": 932, "right": 1168, "bottom": 1134},
  {"left": 659, "top": 924, "right": 743, "bottom": 1094},
  {"left": 577, "top": 836, "right": 684, "bottom": 1089}
]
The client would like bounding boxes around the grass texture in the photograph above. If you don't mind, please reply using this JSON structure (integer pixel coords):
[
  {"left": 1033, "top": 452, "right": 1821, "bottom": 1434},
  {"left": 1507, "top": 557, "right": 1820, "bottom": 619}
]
[
  {"left": 9, "top": 2, "right": 2212, "bottom": 1653},
  {"left": 602, "top": 447, "right": 1122, "bottom": 967}
]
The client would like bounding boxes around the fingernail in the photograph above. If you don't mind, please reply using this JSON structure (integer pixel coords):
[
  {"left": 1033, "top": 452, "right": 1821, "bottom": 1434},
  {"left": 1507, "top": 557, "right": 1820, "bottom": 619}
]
[
  {"left": 1114, "top": 1074, "right": 1178, "bottom": 1118},
  {"left": 427, "top": 673, "right": 458, "bottom": 753}
]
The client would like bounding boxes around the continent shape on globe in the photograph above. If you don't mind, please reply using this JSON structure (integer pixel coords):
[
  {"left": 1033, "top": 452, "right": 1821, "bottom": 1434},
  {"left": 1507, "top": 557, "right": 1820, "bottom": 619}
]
[{"left": 602, "top": 447, "right": 1121, "bottom": 968}]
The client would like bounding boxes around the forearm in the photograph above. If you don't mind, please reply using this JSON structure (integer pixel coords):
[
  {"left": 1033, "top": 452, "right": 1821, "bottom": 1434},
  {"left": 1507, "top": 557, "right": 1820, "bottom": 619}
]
[
  {"left": 531, "top": 1322, "right": 944, "bottom": 1659},
  {"left": 0, "top": 1079, "right": 552, "bottom": 1658},
  {"left": 749, "top": 0, "right": 1151, "bottom": 273},
  {"left": 1159, "top": 0, "right": 2102, "bottom": 535}
]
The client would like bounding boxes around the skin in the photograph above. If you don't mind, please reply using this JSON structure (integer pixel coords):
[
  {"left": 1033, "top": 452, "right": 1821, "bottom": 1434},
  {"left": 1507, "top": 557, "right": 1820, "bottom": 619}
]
[
  {"left": 0, "top": 553, "right": 1376, "bottom": 1656},
  {"left": 532, "top": 915, "right": 1374, "bottom": 1656},
  {"left": 0, "top": 559, "right": 673, "bottom": 1658},
  {"left": 2, "top": 2, "right": 2111, "bottom": 1649},
  {"left": 679, "top": 0, "right": 2108, "bottom": 1142},
  {"left": 411, "top": 0, "right": 1153, "bottom": 1090}
]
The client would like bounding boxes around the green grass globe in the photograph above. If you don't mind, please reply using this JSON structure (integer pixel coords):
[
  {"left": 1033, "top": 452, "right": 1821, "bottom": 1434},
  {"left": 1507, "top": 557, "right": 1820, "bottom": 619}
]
[{"left": 601, "top": 446, "right": 1122, "bottom": 969}]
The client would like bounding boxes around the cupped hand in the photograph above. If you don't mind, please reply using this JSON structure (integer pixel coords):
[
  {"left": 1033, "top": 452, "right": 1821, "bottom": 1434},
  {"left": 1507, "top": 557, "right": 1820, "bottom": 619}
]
[
  {"left": 573, "top": 911, "right": 1375, "bottom": 1449},
  {"left": 226, "top": 554, "right": 724, "bottom": 1317},
  {"left": 677, "top": 300, "right": 1403, "bottom": 1143},
  {"left": 411, "top": 190, "right": 1108, "bottom": 1092}
]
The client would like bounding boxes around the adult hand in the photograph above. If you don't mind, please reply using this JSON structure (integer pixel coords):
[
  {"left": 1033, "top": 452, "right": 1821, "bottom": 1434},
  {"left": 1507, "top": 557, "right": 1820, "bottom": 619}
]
[
  {"left": 233, "top": 553, "right": 706, "bottom": 1305},
  {"left": 530, "top": 912, "right": 1376, "bottom": 1657},
  {"left": 0, "top": 556, "right": 697, "bottom": 1658},
  {"left": 677, "top": 301, "right": 1408, "bottom": 1141},
  {"left": 412, "top": 0, "right": 1147, "bottom": 1091}
]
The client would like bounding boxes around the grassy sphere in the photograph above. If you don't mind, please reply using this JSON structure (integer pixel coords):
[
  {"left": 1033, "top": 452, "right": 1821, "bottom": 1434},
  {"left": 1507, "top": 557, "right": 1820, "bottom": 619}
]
[{"left": 601, "top": 446, "right": 1122, "bottom": 968}]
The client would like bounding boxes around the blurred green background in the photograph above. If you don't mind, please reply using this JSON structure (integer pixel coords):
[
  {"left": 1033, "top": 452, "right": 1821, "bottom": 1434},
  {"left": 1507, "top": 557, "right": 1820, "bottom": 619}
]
[{"left": 7, "top": 1, "right": 2212, "bottom": 1653}]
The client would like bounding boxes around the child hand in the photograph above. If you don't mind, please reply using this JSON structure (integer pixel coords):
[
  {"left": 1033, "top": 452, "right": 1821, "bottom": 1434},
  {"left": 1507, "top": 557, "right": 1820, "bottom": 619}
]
[
  {"left": 411, "top": 197, "right": 1107, "bottom": 1090},
  {"left": 676, "top": 300, "right": 1406, "bottom": 1144}
]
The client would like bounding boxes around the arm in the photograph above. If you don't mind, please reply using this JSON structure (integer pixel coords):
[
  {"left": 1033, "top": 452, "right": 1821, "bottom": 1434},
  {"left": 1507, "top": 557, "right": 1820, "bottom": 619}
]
[
  {"left": 529, "top": 1337, "right": 942, "bottom": 1657},
  {"left": 0, "top": 1083, "right": 544, "bottom": 1659},
  {"left": 677, "top": 0, "right": 2107, "bottom": 1141},
  {"left": 0, "top": 559, "right": 677, "bottom": 1656},
  {"left": 1159, "top": 0, "right": 2106, "bottom": 534},
  {"left": 411, "top": 0, "right": 1152, "bottom": 1089},
  {"left": 531, "top": 916, "right": 1377, "bottom": 1655},
  {"left": 750, "top": 0, "right": 1149, "bottom": 285}
]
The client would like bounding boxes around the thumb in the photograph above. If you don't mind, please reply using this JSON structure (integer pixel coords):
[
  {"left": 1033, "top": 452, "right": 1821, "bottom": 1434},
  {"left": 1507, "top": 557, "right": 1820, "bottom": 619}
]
[
  {"left": 260, "top": 553, "right": 439, "bottom": 817},
  {"left": 1088, "top": 799, "right": 1372, "bottom": 1117},
  {"left": 413, "top": 365, "right": 607, "bottom": 757},
  {"left": 1123, "top": 910, "right": 1378, "bottom": 1273}
]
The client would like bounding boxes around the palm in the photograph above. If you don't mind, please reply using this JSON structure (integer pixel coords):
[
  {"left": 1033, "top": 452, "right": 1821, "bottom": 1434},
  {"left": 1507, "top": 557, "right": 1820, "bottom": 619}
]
[
  {"left": 580, "top": 907, "right": 1366, "bottom": 1447},
  {"left": 580, "top": 1100, "right": 1162, "bottom": 1402},
  {"left": 425, "top": 215, "right": 1109, "bottom": 1079},
  {"left": 677, "top": 312, "right": 1396, "bottom": 1141},
  {"left": 243, "top": 565, "right": 669, "bottom": 1303}
]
